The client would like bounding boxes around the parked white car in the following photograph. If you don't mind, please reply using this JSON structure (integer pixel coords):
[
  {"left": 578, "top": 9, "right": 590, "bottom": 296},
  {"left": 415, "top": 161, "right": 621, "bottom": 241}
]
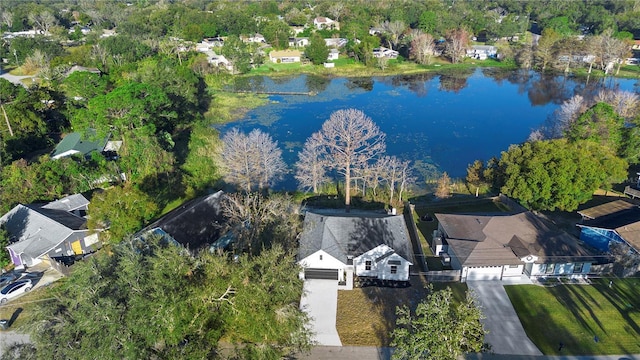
[{"left": 0, "top": 279, "right": 32, "bottom": 304}]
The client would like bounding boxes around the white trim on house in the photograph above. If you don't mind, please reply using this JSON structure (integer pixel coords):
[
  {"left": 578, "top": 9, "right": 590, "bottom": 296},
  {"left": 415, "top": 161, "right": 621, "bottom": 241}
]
[{"left": 353, "top": 244, "right": 412, "bottom": 281}]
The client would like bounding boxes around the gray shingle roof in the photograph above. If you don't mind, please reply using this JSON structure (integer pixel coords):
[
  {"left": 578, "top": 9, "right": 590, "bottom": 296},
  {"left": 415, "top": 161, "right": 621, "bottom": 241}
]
[
  {"left": 298, "top": 212, "right": 412, "bottom": 264},
  {"left": 42, "top": 194, "right": 89, "bottom": 212},
  {"left": 143, "top": 191, "right": 227, "bottom": 250},
  {"left": 2, "top": 204, "right": 85, "bottom": 260}
]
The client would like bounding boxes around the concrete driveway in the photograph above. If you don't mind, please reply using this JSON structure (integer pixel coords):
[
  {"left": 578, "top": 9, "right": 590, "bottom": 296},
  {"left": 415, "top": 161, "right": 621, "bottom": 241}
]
[
  {"left": 300, "top": 280, "right": 342, "bottom": 346},
  {"left": 467, "top": 281, "right": 542, "bottom": 356}
]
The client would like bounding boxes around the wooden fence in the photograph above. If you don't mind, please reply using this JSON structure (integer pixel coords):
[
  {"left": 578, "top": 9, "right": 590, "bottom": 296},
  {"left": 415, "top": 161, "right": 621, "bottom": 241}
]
[
  {"left": 49, "top": 258, "right": 71, "bottom": 276},
  {"left": 421, "top": 270, "right": 461, "bottom": 282}
]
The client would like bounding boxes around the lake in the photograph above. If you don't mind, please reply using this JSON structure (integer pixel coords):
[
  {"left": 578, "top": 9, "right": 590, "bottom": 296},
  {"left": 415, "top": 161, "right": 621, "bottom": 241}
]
[{"left": 218, "top": 69, "right": 639, "bottom": 190}]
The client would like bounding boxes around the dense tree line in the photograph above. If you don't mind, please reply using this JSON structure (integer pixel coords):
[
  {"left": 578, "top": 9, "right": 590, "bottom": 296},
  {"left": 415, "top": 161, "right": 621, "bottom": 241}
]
[
  {"left": 1, "top": 1, "right": 639, "bottom": 72},
  {"left": 23, "top": 236, "right": 311, "bottom": 360}
]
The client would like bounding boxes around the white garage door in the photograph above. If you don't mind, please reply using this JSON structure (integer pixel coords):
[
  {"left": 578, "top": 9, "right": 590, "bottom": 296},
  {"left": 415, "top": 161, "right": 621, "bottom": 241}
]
[{"left": 466, "top": 266, "right": 502, "bottom": 281}]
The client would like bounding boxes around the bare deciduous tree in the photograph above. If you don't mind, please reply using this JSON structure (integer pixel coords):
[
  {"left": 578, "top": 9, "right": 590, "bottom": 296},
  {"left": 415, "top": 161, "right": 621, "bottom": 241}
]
[
  {"left": 609, "top": 241, "right": 640, "bottom": 277},
  {"left": 595, "top": 89, "right": 640, "bottom": 119},
  {"left": 589, "top": 29, "right": 626, "bottom": 74},
  {"left": 377, "top": 56, "right": 389, "bottom": 70},
  {"left": 221, "top": 192, "right": 301, "bottom": 254},
  {"left": 556, "top": 94, "right": 586, "bottom": 133},
  {"left": 398, "top": 159, "right": 414, "bottom": 203},
  {"left": 317, "top": 109, "right": 386, "bottom": 207},
  {"left": 221, "top": 128, "right": 286, "bottom": 192},
  {"left": 410, "top": 31, "right": 436, "bottom": 65},
  {"left": 382, "top": 20, "right": 406, "bottom": 50},
  {"left": 28, "top": 11, "right": 57, "bottom": 34},
  {"left": 444, "top": 28, "right": 470, "bottom": 64},
  {"left": 295, "top": 132, "right": 328, "bottom": 193},
  {"left": 250, "top": 129, "right": 287, "bottom": 190},
  {"left": 378, "top": 156, "right": 413, "bottom": 204},
  {"left": 1, "top": 11, "right": 13, "bottom": 29},
  {"left": 527, "top": 129, "right": 545, "bottom": 142},
  {"left": 91, "top": 44, "right": 109, "bottom": 70},
  {"left": 327, "top": 3, "right": 345, "bottom": 22}
]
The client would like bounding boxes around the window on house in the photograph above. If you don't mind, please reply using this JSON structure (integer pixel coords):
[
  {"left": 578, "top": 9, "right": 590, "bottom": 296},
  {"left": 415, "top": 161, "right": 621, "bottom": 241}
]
[
  {"left": 573, "top": 263, "right": 584, "bottom": 273},
  {"left": 319, "top": 254, "right": 323, "bottom": 260},
  {"left": 545, "top": 264, "right": 555, "bottom": 274},
  {"left": 365, "top": 260, "right": 371, "bottom": 271},
  {"left": 390, "top": 265, "right": 397, "bottom": 274}
]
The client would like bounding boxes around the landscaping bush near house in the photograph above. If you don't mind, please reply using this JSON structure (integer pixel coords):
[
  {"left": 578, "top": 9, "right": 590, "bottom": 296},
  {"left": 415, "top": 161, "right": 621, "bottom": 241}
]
[{"left": 505, "top": 279, "right": 640, "bottom": 355}]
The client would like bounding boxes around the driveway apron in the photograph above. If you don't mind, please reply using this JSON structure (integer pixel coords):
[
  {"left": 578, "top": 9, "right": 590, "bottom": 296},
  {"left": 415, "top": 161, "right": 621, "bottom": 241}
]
[
  {"left": 300, "top": 279, "right": 342, "bottom": 346},
  {"left": 467, "top": 281, "right": 542, "bottom": 356}
]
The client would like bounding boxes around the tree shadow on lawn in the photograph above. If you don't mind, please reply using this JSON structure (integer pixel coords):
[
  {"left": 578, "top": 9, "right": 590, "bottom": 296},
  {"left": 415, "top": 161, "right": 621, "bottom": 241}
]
[
  {"left": 592, "top": 279, "right": 640, "bottom": 336},
  {"left": 558, "top": 284, "right": 606, "bottom": 334},
  {"left": 337, "top": 276, "right": 469, "bottom": 347},
  {"left": 515, "top": 281, "right": 640, "bottom": 355},
  {"left": 525, "top": 305, "right": 598, "bottom": 355},
  {"left": 361, "top": 275, "right": 429, "bottom": 346}
]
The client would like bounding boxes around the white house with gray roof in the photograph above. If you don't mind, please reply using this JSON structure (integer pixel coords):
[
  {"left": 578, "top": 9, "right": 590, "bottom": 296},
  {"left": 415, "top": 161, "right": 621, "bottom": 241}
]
[
  {"left": 297, "top": 212, "right": 413, "bottom": 289},
  {"left": 2, "top": 194, "right": 99, "bottom": 268}
]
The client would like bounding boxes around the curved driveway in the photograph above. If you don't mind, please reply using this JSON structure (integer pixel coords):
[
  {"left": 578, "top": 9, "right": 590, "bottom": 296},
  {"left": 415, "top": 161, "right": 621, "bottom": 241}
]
[{"left": 467, "top": 281, "right": 542, "bottom": 356}]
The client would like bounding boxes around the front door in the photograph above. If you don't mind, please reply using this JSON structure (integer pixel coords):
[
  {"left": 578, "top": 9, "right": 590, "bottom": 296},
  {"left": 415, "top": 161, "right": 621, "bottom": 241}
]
[{"left": 71, "top": 240, "right": 83, "bottom": 255}]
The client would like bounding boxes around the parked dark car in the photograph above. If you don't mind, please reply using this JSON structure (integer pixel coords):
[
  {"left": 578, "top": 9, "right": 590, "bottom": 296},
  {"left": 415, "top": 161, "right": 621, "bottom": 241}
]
[
  {"left": 0, "top": 273, "right": 17, "bottom": 288},
  {"left": 0, "top": 279, "right": 32, "bottom": 304}
]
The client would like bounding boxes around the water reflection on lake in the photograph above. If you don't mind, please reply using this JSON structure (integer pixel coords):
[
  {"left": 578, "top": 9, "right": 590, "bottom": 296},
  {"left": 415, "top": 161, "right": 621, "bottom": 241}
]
[{"left": 218, "top": 69, "right": 639, "bottom": 190}]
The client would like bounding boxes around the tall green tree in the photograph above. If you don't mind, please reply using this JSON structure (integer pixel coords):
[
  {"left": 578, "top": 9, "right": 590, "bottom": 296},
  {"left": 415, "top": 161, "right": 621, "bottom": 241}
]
[
  {"left": 535, "top": 28, "right": 560, "bottom": 71},
  {"left": 391, "top": 286, "right": 486, "bottom": 360},
  {"left": 75, "top": 82, "right": 176, "bottom": 138},
  {"left": 564, "top": 102, "right": 624, "bottom": 154},
  {"left": 496, "top": 139, "right": 627, "bottom": 211},
  {"left": 261, "top": 19, "right": 292, "bottom": 49},
  {"left": 28, "top": 237, "right": 311, "bottom": 359},
  {"left": 305, "top": 33, "right": 330, "bottom": 65},
  {"left": 221, "top": 35, "right": 252, "bottom": 74},
  {"left": 87, "top": 184, "right": 159, "bottom": 242}
]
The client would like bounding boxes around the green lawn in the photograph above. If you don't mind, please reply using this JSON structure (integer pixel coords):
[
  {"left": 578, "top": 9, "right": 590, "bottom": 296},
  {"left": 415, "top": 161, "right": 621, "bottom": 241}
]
[
  {"left": 505, "top": 278, "right": 640, "bottom": 355},
  {"left": 336, "top": 277, "right": 467, "bottom": 346}
]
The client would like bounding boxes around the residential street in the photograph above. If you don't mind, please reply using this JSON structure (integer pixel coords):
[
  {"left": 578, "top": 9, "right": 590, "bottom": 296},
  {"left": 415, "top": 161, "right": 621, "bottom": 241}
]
[
  {"left": 0, "top": 331, "right": 30, "bottom": 356},
  {"left": 0, "top": 69, "right": 33, "bottom": 87}
]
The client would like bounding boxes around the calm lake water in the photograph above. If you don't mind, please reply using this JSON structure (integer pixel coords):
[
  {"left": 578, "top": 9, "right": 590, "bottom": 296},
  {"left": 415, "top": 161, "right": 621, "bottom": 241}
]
[{"left": 218, "top": 69, "right": 639, "bottom": 190}]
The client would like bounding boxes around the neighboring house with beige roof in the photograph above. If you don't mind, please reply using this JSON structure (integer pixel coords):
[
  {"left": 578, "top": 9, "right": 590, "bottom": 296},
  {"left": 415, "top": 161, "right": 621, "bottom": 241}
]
[
  {"left": 434, "top": 211, "right": 596, "bottom": 282},
  {"left": 269, "top": 49, "right": 301, "bottom": 63},
  {"left": 313, "top": 16, "right": 339, "bottom": 30}
]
